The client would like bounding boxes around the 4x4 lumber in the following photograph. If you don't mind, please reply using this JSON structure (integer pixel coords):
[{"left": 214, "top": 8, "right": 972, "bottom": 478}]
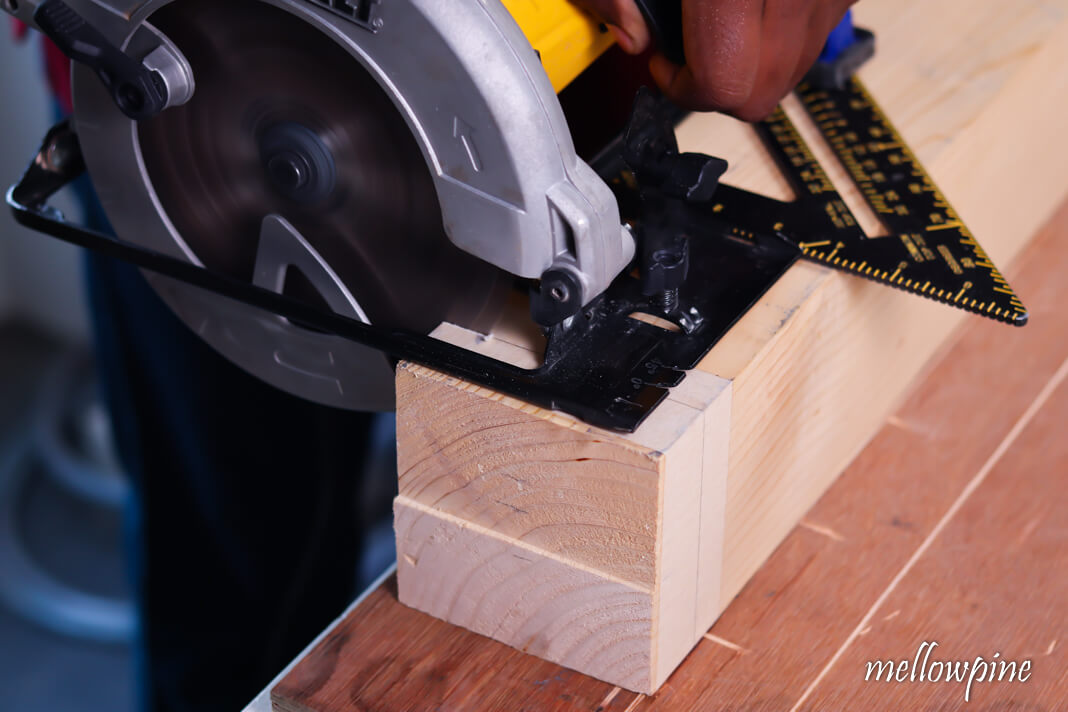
[{"left": 276, "top": 0, "right": 1068, "bottom": 701}]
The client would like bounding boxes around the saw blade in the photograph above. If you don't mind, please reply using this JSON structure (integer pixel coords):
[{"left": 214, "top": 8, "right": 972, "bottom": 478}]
[{"left": 137, "top": 0, "right": 507, "bottom": 337}]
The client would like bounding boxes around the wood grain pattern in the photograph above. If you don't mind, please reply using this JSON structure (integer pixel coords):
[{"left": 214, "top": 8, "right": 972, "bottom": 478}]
[
  {"left": 629, "top": 198, "right": 1068, "bottom": 712},
  {"left": 387, "top": 0, "right": 1068, "bottom": 692},
  {"left": 271, "top": 195, "right": 1068, "bottom": 712},
  {"left": 271, "top": 0, "right": 1068, "bottom": 705},
  {"left": 270, "top": 578, "right": 619, "bottom": 712},
  {"left": 690, "top": 0, "right": 1068, "bottom": 606},
  {"left": 803, "top": 367, "right": 1068, "bottom": 709},
  {"left": 394, "top": 355, "right": 732, "bottom": 690},
  {"left": 396, "top": 362, "right": 664, "bottom": 589},
  {"left": 394, "top": 497, "right": 655, "bottom": 691}
]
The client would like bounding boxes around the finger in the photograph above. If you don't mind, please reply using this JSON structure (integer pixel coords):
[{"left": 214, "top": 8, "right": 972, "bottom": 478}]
[
  {"left": 651, "top": 0, "right": 765, "bottom": 113},
  {"left": 782, "top": 1, "right": 850, "bottom": 93},
  {"left": 574, "top": 0, "right": 651, "bottom": 54},
  {"left": 730, "top": 0, "right": 858, "bottom": 119},
  {"left": 739, "top": 0, "right": 810, "bottom": 118}
]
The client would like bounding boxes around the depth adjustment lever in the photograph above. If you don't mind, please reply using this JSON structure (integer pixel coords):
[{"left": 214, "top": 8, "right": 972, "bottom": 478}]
[{"left": 623, "top": 88, "right": 727, "bottom": 332}]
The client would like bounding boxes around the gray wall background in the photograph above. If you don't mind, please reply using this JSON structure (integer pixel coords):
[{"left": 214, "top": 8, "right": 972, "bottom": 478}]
[{"left": 0, "top": 34, "right": 89, "bottom": 343}]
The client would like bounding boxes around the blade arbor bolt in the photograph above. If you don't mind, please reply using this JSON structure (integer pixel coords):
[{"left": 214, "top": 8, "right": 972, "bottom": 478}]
[
  {"left": 258, "top": 122, "right": 337, "bottom": 204},
  {"left": 267, "top": 151, "right": 310, "bottom": 192}
]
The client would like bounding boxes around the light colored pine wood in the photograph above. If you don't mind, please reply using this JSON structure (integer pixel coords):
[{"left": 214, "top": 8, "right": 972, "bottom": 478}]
[
  {"left": 393, "top": 497, "right": 655, "bottom": 690},
  {"left": 271, "top": 195, "right": 1068, "bottom": 712},
  {"left": 694, "top": 0, "right": 1068, "bottom": 604},
  {"left": 395, "top": 325, "right": 732, "bottom": 691},
  {"left": 389, "top": 0, "right": 1068, "bottom": 695}
]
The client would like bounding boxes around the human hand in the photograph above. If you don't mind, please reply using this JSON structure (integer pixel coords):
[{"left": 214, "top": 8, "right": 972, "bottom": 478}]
[{"left": 574, "top": 0, "right": 857, "bottom": 119}]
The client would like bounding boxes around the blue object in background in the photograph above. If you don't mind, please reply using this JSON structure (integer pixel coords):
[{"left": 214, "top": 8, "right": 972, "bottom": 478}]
[{"left": 820, "top": 10, "right": 857, "bottom": 63}]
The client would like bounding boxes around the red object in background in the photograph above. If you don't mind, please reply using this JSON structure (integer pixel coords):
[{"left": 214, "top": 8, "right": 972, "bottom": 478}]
[{"left": 11, "top": 17, "right": 74, "bottom": 114}]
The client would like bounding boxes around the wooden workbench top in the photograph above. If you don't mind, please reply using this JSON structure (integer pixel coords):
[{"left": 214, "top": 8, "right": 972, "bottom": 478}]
[
  {"left": 260, "top": 0, "right": 1068, "bottom": 706},
  {"left": 268, "top": 195, "right": 1068, "bottom": 711}
]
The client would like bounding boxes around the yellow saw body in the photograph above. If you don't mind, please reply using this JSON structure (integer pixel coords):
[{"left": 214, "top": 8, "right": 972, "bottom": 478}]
[{"left": 503, "top": 0, "right": 615, "bottom": 92}]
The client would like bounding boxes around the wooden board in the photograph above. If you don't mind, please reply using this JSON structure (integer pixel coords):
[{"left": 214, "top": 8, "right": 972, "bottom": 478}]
[
  {"left": 682, "top": 0, "right": 1068, "bottom": 604},
  {"left": 271, "top": 197, "right": 1068, "bottom": 710},
  {"left": 624, "top": 201, "right": 1068, "bottom": 712},
  {"left": 270, "top": 0, "right": 1068, "bottom": 703},
  {"left": 393, "top": 353, "right": 731, "bottom": 690},
  {"left": 373, "top": 0, "right": 1068, "bottom": 693}
]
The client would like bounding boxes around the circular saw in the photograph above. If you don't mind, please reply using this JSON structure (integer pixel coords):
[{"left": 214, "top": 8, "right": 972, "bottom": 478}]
[
  {"left": 5, "top": 1, "right": 1029, "bottom": 432},
  {"left": 10, "top": 0, "right": 636, "bottom": 410}
]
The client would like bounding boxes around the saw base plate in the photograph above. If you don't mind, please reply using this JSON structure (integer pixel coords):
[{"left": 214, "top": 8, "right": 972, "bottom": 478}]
[{"left": 7, "top": 74, "right": 1025, "bottom": 432}]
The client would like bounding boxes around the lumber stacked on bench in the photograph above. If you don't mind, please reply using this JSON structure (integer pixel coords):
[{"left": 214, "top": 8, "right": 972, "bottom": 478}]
[
  {"left": 280, "top": 0, "right": 1068, "bottom": 700},
  {"left": 270, "top": 196, "right": 1068, "bottom": 712}
]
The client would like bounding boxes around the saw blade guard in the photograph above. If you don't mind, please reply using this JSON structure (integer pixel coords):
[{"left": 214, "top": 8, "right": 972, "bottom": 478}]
[{"left": 51, "top": 0, "right": 634, "bottom": 410}]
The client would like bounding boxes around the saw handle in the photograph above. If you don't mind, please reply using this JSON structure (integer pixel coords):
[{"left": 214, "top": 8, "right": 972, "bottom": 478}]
[{"left": 633, "top": 0, "right": 685, "bottom": 66}]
